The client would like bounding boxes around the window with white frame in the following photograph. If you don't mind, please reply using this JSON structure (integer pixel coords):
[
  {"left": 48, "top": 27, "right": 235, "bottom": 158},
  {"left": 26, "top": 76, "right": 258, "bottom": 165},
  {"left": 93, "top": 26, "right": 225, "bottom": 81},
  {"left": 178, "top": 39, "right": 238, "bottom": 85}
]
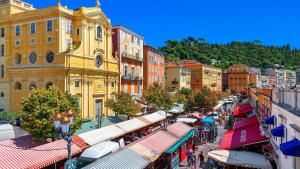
[
  {"left": 137, "top": 83, "right": 141, "bottom": 94},
  {"left": 131, "top": 82, "right": 134, "bottom": 95},
  {"left": 30, "top": 22, "right": 36, "bottom": 34},
  {"left": 124, "top": 83, "right": 128, "bottom": 93},
  {"left": 15, "top": 25, "right": 20, "bottom": 36},
  {"left": 47, "top": 20, "right": 53, "bottom": 32},
  {"left": 66, "top": 20, "right": 72, "bottom": 34}
]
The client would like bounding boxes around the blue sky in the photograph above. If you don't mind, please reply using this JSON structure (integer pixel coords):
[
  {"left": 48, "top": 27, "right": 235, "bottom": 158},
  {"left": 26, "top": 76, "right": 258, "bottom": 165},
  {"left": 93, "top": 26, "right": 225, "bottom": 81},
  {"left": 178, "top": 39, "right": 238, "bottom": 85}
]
[{"left": 25, "top": 0, "right": 300, "bottom": 48}]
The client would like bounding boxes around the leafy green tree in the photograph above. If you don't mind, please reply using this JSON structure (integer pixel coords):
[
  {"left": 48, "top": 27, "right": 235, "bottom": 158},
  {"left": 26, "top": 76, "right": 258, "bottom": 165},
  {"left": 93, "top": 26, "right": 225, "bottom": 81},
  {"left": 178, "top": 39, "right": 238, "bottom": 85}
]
[
  {"left": 20, "top": 87, "right": 82, "bottom": 141},
  {"left": 184, "top": 87, "right": 218, "bottom": 113},
  {"left": 105, "top": 92, "right": 140, "bottom": 119},
  {"left": 0, "top": 111, "right": 18, "bottom": 123},
  {"left": 142, "top": 85, "right": 173, "bottom": 110}
]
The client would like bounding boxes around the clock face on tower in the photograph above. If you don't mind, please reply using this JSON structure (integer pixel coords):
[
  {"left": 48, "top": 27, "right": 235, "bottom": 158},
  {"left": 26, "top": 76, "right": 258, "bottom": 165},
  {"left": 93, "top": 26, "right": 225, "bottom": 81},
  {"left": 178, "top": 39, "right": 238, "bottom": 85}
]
[{"left": 95, "top": 54, "right": 103, "bottom": 68}]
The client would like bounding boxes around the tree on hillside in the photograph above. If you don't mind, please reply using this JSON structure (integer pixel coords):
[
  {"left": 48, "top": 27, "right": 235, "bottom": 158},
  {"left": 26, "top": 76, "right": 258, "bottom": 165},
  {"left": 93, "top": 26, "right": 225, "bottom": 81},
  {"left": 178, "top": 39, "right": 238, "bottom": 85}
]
[
  {"left": 105, "top": 92, "right": 140, "bottom": 119},
  {"left": 160, "top": 37, "right": 300, "bottom": 70},
  {"left": 20, "top": 87, "right": 82, "bottom": 141}
]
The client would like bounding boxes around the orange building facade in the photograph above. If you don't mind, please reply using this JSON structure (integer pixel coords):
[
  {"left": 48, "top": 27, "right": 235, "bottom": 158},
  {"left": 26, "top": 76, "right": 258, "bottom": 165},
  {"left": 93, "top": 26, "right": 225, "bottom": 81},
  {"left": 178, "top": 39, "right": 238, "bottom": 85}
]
[
  {"left": 165, "top": 60, "right": 222, "bottom": 91},
  {"left": 143, "top": 45, "right": 165, "bottom": 88},
  {"left": 228, "top": 64, "right": 250, "bottom": 94},
  {"left": 112, "top": 26, "right": 144, "bottom": 97}
]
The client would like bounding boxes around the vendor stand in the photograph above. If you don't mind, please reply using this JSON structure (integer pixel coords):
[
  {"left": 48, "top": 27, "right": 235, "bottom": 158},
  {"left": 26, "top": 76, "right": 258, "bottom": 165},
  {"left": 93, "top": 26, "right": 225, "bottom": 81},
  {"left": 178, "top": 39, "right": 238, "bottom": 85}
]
[{"left": 201, "top": 117, "right": 217, "bottom": 143}]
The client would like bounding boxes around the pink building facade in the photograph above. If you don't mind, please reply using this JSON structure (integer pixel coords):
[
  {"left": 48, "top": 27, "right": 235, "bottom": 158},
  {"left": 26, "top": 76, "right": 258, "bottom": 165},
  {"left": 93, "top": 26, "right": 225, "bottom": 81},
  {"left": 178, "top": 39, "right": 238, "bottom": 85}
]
[
  {"left": 112, "top": 26, "right": 144, "bottom": 97},
  {"left": 143, "top": 45, "right": 165, "bottom": 88}
]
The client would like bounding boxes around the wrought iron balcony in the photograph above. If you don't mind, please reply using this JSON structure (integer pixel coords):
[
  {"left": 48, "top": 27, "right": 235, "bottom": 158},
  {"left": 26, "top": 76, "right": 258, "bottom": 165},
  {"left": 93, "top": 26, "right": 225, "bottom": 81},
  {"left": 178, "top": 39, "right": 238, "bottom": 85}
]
[{"left": 122, "top": 52, "right": 143, "bottom": 62}]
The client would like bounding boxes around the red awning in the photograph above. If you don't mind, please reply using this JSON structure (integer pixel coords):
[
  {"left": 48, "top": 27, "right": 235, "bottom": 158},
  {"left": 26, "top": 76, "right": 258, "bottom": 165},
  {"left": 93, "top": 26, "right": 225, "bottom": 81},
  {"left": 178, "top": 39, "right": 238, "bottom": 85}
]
[
  {"left": 0, "top": 137, "right": 83, "bottom": 169},
  {"left": 233, "top": 104, "right": 253, "bottom": 118},
  {"left": 234, "top": 115, "right": 259, "bottom": 130},
  {"left": 219, "top": 124, "right": 268, "bottom": 150}
]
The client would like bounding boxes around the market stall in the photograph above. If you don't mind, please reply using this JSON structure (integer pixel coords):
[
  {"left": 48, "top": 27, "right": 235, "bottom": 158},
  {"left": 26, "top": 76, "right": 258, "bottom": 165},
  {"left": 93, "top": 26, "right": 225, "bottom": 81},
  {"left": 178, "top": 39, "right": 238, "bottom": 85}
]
[{"left": 208, "top": 150, "right": 272, "bottom": 169}]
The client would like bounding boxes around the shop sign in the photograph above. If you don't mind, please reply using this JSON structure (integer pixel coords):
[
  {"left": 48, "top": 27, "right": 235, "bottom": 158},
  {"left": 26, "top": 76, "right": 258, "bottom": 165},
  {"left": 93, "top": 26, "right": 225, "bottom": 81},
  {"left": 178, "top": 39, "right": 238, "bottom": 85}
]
[{"left": 171, "top": 154, "right": 180, "bottom": 169}]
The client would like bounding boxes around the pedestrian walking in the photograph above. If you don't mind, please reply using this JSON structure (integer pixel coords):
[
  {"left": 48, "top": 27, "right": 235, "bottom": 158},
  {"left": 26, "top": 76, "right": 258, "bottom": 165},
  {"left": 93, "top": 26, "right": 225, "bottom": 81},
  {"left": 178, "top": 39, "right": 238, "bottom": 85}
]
[
  {"left": 187, "top": 149, "right": 192, "bottom": 167},
  {"left": 190, "top": 152, "right": 196, "bottom": 169},
  {"left": 198, "top": 151, "right": 204, "bottom": 168}
]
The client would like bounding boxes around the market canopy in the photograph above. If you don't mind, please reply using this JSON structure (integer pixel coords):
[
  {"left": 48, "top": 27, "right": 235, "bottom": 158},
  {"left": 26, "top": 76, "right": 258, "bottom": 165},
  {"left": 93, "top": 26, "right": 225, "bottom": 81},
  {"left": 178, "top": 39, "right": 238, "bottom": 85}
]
[
  {"left": 189, "top": 112, "right": 202, "bottom": 119},
  {"left": 128, "top": 130, "right": 178, "bottom": 161},
  {"left": 280, "top": 138, "right": 300, "bottom": 157},
  {"left": 264, "top": 116, "right": 276, "bottom": 125},
  {"left": 219, "top": 124, "right": 268, "bottom": 150},
  {"left": 233, "top": 115, "right": 259, "bottom": 130},
  {"left": 203, "top": 117, "right": 215, "bottom": 124},
  {"left": 271, "top": 125, "right": 285, "bottom": 137},
  {"left": 166, "top": 130, "right": 195, "bottom": 154},
  {"left": 78, "top": 125, "right": 125, "bottom": 146},
  {"left": 208, "top": 150, "right": 272, "bottom": 169},
  {"left": 167, "top": 122, "right": 193, "bottom": 138},
  {"left": 82, "top": 148, "right": 150, "bottom": 169},
  {"left": 138, "top": 112, "right": 165, "bottom": 124},
  {"left": 214, "top": 101, "right": 225, "bottom": 110},
  {"left": 0, "top": 137, "right": 82, "bottom": 169},
  {"left": 233, "top": 103, "right": 253, "bottom": 118},
  {"left": 0, "top": 124, "right": 15, "bottom": 141},
  {"left": 176, "top": 118, "right": 197, "bottom": 124},
  {"left": 115, "top": 118, "right": 147, "bottom": 133},
  {"left": 79, "top": 141, "right": 120, "bottom": 161}
]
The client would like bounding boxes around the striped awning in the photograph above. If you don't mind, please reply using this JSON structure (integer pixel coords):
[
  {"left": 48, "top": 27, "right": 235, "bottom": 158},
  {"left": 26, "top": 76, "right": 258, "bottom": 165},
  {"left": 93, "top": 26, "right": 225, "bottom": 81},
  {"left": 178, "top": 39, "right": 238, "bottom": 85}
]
[
  {"left": 82, "top": 148, "right": 150, "bottom": 169},
  {"left": 0, "top": 138, "right": 82, "bottom": 169}
]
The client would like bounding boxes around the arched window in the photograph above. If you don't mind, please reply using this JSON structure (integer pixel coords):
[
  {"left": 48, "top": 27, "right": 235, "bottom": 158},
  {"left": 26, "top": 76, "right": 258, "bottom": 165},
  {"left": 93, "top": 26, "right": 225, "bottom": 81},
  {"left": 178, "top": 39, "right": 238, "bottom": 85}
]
[
  {"left": 96, "top": 26, "right": 102, "bottom": 40},
  {"left": 46, "top": 51, "right": 54, "bottom": 63},
  {"left": 14, "top": 82, "right": 22, "bottom": 90},
  {"left": 29, "top": 82, "right": 37, "bottom": 91},
  {"left": 14, "top": 53, "right": 21, "bottom": 65},
  {"left": 29, "top": 52, "right": 37, "bottom": 64},
  {"left": 45, "top": 82, "right": 53, "bottom": 89},
  {"left": 0, "top": 92, "right": 4, "bottom": 97}
]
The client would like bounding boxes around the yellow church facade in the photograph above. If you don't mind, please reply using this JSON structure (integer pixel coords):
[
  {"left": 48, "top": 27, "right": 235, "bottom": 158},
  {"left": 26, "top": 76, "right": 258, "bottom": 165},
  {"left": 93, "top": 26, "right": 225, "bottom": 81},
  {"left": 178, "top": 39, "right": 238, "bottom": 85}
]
[{"left": 0, "top": 0, "right": 119, "bottom": 119}]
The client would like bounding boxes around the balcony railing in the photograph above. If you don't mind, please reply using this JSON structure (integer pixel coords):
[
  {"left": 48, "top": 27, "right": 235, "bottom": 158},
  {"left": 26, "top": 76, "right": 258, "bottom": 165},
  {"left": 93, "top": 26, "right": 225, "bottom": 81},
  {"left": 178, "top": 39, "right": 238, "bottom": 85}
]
[
  {"left": 272, "top": 88, "right": 300, "bottom": 116},
  {"left": 122, "top": 52, "right": 143, "bottom": 62},
  {"left": 122, "top": 74, "right": 143, "bottom": 81}
]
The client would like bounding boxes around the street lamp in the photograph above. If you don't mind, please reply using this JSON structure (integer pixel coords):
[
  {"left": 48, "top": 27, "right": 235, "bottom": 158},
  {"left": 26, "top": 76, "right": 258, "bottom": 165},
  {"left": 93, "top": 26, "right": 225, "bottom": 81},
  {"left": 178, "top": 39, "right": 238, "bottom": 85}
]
[{"left": 54, "top": 109, "right": 76, "bottom": 169}]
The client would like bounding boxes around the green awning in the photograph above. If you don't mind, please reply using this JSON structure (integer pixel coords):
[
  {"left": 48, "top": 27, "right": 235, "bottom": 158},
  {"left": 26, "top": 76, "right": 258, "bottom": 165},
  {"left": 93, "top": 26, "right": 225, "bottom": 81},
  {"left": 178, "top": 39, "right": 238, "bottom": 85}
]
[{"left": 166, "top": 130, "right": 195, "bottom": 154}]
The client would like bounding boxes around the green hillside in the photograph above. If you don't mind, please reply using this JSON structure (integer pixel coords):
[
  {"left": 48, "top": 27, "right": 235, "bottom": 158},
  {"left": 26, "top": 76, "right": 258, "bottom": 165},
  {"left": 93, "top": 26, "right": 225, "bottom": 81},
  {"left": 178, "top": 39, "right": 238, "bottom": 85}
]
[{"left": 160, "top": 37, "right": 300, "bottom": 70}]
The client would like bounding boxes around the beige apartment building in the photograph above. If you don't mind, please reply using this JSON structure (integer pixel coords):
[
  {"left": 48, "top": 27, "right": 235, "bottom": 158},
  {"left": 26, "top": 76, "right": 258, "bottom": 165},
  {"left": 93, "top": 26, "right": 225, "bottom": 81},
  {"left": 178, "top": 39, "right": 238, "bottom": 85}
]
[{"left": 165, "top": 64, "right": 191, "bottom": 91}]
